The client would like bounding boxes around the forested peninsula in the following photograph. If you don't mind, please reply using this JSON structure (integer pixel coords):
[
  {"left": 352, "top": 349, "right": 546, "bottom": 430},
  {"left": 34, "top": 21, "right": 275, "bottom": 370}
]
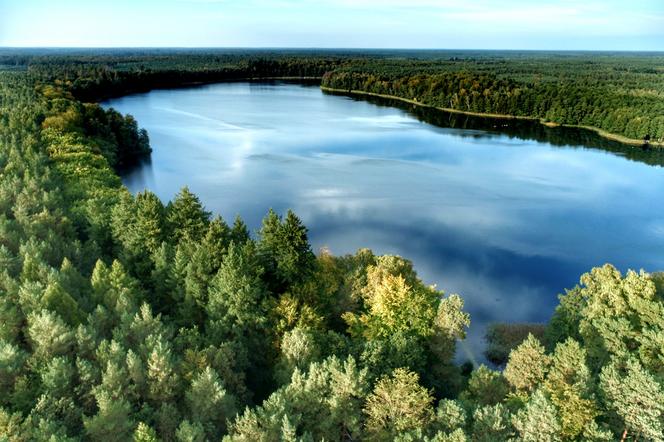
[{"left": 1, "top": 49, "right": 664, "bottom": 441}]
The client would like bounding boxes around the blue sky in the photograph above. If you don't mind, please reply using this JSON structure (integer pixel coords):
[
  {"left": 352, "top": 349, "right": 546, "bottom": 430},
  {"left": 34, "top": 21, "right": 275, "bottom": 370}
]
[{"left": 1, "top": 0, "right": 663, "bottom": 50}]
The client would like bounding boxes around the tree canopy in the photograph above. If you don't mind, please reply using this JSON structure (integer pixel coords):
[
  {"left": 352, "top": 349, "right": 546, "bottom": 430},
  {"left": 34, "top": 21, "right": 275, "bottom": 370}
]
[{"left": 0, "top": 50, "right": 663, "bottom": 441}]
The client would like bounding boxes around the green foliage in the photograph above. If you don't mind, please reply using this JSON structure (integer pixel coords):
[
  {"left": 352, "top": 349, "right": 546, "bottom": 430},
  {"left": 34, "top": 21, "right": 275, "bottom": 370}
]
[
  {"left": 434, "top": 399, "right": 466, "bottom": 434},
  {"left": 321, "top": 54, "right": 664, "bottom": 142},
  {"left": 543, "top": 339, "right": 597, "bottom": 439},
  {"left": 575, "top": 265, "right": 664, "bottom": 374},
  {"left": 364, "top": 368, "right": 434, "bottom": 440},
  {"left": 185, "top": 367, "right": 236, "bottom": 436},
  {"left": 511, "top": 390, "right": 562, "bottom": 442},
  {"left": 599, "top": 358, "right": 664, "bottom": 441},
  {"left": 134, "top": 422, "right": 160, "bottom": 442},
  {"left": 471, "top": 403, "right": 513, "bottom": 442},
  {"left": 167, "top": 187, "right": 210, "bottom": 243},
  {"left": 459, "top": 365, "right": 509, "bottom": 407},
  {"left": 227, "top": 356, "right": 369, "bottom": 441},
  {"left": 27, "top": 310, "right": 75, "bottom": 363},
  {"left": 0, "top": 53, "right": 662, "bottom": 441},
  {"left": 344, "top": 256, "right": 439, "bottom": 339},
  {"left": 258, "top": 209, "right": 316, "bottom": 292},
  {"left": 83, "top": 391, "right": 135, "bottom": 442},
  {"left": 503, "top": 334, "right": 550, "bottom": 393}
]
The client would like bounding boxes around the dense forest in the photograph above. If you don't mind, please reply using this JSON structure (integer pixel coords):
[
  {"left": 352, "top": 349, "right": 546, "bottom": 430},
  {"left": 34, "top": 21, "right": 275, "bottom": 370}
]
[
  {"left": 320, "top": 55, "right": 664, "bottom": 144},
  {"left": 1, "top": 50, "right": 664, "bottom": 441},
  {"left": 3, "top": 49, "right": 663, "bottom": 144}
]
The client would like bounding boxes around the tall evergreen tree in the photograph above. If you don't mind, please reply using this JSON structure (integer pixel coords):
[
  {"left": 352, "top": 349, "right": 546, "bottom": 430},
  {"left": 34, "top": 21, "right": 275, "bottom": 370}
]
[
  {"left": 504, "top": 334, "right": 550, "bottom": 394},
  {"left": 167, "top": 187, "right": 210, "bottom": 244},
  {"left": 363, "top": 368, "right": 434, "bottom": 440},
  {"left": 599, "top": 358, "right": 664, "bottom": 441}
]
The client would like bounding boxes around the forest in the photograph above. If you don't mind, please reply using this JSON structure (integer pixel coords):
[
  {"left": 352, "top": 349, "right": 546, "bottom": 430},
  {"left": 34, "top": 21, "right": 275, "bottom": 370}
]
[
  {"left": 3, "top": 49, "right": 664, "bottom": 144},
  {"left": 0, "top": 49, "right": 664, "bottom": 441},
  {"left": 320, "top": 55, "right": 664, "bottom": 144}
]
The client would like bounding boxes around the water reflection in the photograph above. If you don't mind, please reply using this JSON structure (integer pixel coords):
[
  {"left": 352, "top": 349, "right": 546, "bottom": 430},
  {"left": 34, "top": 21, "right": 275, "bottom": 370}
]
[
  {"left": 105, "top": 82, "right": 664, "bottom": 362},
  {"left": 350, "top": 93, "right": 664, "bottom": 168}
]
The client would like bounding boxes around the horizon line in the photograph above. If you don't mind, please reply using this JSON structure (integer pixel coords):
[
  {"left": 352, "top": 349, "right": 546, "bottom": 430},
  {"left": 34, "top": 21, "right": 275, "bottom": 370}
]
[{"left": 1, "top": 46, "right": 663, "bottom": 53}]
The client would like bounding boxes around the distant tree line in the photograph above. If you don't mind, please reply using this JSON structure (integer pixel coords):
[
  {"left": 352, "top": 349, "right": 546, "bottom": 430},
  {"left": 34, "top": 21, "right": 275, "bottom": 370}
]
[
  {"left": 321, "top": 67, "right": 664, "bottom": 142},
  {"left": 6, "top": 49, "right": 662, "bottom": 142}
]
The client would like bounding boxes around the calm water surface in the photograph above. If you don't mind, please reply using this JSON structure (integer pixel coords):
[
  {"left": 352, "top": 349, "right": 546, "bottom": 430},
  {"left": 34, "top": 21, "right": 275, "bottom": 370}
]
[{"left": 105, "top": 82, "right": 664, "bottom": 361}]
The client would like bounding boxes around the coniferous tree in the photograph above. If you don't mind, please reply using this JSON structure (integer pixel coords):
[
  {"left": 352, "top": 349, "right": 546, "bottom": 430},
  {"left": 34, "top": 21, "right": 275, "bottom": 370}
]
[
  {"left": 167, "top": 187, "right": 210, "bottom": 244},
  {"left": 185, "top": 366, "right": 236, "bottom": 436},
  {"left": 543, "top": 339, "right": 598, "bottom": 439},
  {"left": 83, "top": 391, "right": 134, "bottom": 442},
  {"left": 599, "top": 358, "right": 664, "bottom": 441},
  {"left": 133, "top": 422, "right": 160, "bottom": 442},
  {"left": 504, "top": 334, "right": 550, "bottom": 394},
  {"left": 363, "top": 368, "right": 434, "bottom": 440},
  {"left": 512, "top": 390, "right": 561, "bottom": 442}
]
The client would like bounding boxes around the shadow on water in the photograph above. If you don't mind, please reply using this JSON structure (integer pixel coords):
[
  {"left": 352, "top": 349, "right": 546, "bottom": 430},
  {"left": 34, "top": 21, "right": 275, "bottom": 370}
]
[
  {"left": 334, "top": 92, "right": 664, "bottom": 168},
  {"left": 116, "top": 155, "right": 154, "bottom": 183}
]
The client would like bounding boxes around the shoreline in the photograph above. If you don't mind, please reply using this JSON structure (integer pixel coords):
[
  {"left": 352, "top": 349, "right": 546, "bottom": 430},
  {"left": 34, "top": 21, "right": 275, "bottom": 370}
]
[
  {"left": 321, "top": 86, "right": 663, "bottom": 148},
  {"left": 92, "top": 76, "right": 324, "bottom": 102}
]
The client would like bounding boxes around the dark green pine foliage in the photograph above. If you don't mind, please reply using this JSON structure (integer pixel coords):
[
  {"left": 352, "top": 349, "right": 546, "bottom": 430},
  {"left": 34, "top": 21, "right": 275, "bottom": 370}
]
[
  {"left": 230, "top": 215, "right": 250, "bottom": 245},
  {"left": 166, "top": 187, "right": 211, "bottom": 244},
  {"left": 206, "top": 240, "right": 274, "bottom": 400},
  {"left": 258, "top": 209, "right": 316, "bottom": 294}
]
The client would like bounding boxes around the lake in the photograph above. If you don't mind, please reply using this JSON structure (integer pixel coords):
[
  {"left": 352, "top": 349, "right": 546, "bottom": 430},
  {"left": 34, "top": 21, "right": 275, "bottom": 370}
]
[{"left": 104, "top": 81, "right": 664, "bottom": 362}]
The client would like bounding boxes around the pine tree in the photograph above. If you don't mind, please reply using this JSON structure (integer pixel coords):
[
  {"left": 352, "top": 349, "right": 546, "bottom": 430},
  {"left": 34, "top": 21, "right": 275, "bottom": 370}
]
[
  {"left": 202, "top": 216, "right": 231, "bottom": 270},
  {"left": 41, "top": 280, "right": 83, "bottom": 326},
  {"left": 57, "top": 258, "right": 90, "bottom": 310},
  {"left": 83, "top": 391, "right": 134, "bottom": 442},
  {"left": 544, "top": 287, "right": 584, "bottom": 349},
  {"left": 343, "top": 258, "right": 439, "bottom": 340},
  {"left": 544, "top": 339, "right": 598, "bottom": 439},
  {"left": 206, "top": 240, "right": 267, "bottom": 329},
  {"left": 275, "top": 327, "right": 320, "bottom": 384},
  {"left": 599, "top": 358, "right": 664, "bottom": 441},
  {"left": 459, "top": 365, "right": 508, "bottom": 407},
  {"left": 575, "top": 265, "right": 663, "bottom": 373},
  {"left": 133, "top": 422, "right": 160, "bottom": 442},
  {"left": 434, "top": 399, "right": 466, "bottom": 434},
  {"left": 27, "top": 310, "right": 74, "bottom": 363},
  {"left": 471, "top": 403, "right": 513, "bottom": 442},
  {"left": 185, "top": 366, "right": 236, "bottom": 436},
  {"left": 167, "top": 187, "right": 210, "bottom": 243},
  {"left": 258, "top": 209, "right": 315, "bottom": 292},
  {"left": 0, "top": 340, "right": 26, "bottom": 398},
  {"left": 91, "top": 259, "right": 142, "bottom": 319},
  {"left": 280, "top": 414, "right": 298, "bottom": 442},
  {"left": 0, "top": 274, "right": 23, "bottom": 343},
  {"left": 39, "top": 356, "right": 75, "bottom": 399},
  {"left": 111, "top": 190, "right": 167, "bottom": 272},
  {"left": 175, "top": 420, "right": 206, "bottom": 442},
  {"left": 147, "top": 339, "right": 179, "bottom": 403},
  {"left": 134, "top": 191, "right": 167, "bottom": 254},
  {"left": 230, "top": 215, "right": 250, "bottom": 245},
  {"left": 149, "top": 242, "right": 177, "bottom": 313},
  {"left": 364, "top": 368, "right": 434, "bottom": 439},
  {"left": 504, "top": 334, "right": 550, "bottom": 394},
  {"left": 226, "top": 356, "right": 368, "bottom": 441},
  {"left": 512, "top": 390, "right": 561, "bottom": 442}
]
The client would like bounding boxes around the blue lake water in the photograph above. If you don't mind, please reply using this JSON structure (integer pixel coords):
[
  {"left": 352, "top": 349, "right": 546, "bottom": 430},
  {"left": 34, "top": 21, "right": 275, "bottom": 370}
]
[{"left": 105, "top": 81, "right": 664, "bottom": 361}]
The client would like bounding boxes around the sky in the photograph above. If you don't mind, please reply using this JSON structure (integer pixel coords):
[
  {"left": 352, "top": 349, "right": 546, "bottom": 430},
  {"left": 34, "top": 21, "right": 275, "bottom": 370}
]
[{"left": 1, "top": 0, "right": 663, "bottom": 50}]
